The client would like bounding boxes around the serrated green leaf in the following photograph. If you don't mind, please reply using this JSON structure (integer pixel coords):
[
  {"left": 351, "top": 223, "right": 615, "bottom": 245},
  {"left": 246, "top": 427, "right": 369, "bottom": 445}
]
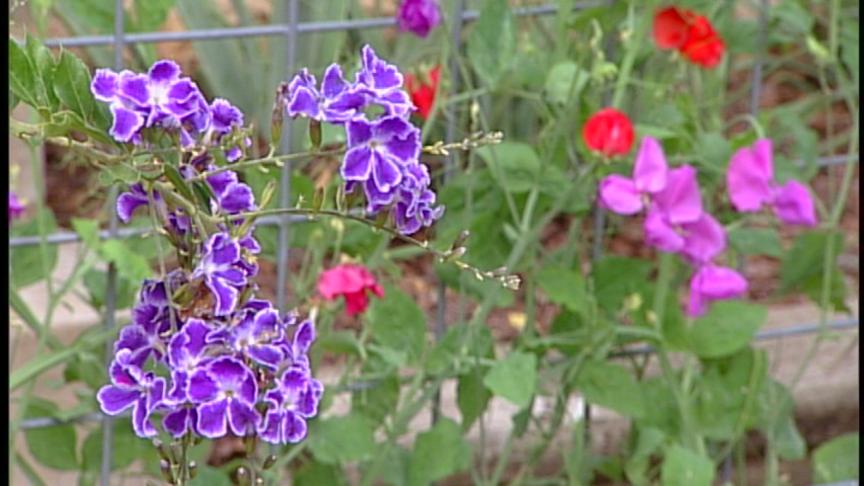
[
  {"left": 661, "top": 445, "right": 714, "bottom": 486},
  {"left": 52, "top": 49, "right": 95, "bottom": 122},
  {"left": 9, "top": 38, "right": 40, "bottom": 107},
  {"left": 483, "top": 351, "right": 536, "bottom": 409},
  {"left": 307, "top": 414, "right": 376, "bottom": 464},
  {"left": 99, "top": 240, "right": 152, "bottom": 283},
  {"left": 25, "top": 34, "right": 59, "bottom": 110},
  {"left": 407, "top": 418, "right": 472, "bottom": 485},
  {"left": 576, "top": 360, "right": 645, "bottom": 419},
  {"left": 687, "top": 302, "right": 766, "bottom": 359}
]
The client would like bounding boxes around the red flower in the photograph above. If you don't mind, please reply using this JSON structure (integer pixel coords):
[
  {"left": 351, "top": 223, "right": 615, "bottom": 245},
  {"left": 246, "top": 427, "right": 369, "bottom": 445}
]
[
  {"left": 582, "top": 108, "right": 635, "bottom": 157},
  {"left": 405, "top": 65, "right": 441, "bottom": 120},
  {"left": 652, "top": 6, "right": 724, "bottom": 69},
  {"left": 317, "top": 264, "right": 384, "bottom": 316},
  {"left": 680, "top": 16, "right": 725, "bottom": 68}
]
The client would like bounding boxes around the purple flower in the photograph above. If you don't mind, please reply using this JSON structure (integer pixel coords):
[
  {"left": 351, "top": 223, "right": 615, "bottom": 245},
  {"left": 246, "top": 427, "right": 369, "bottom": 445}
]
[
  {"left": 397, "top": 0, "right": 442, "bottom": 38},
  {"left": 206, "top": 169, "right": 256, "bottom": 215},
  {"left": 393, "top": 163, "right": 444, "bottom": 234},
  {"left": 9, "top": 192, "right": 24, "bottom": 221},
  {"left": 354, "top": 45, "right": 414, "bottom": 117},
  {"left": 192, "top": 233, "right": 250, "bottom": 316},
  {"left": 284, "top": 65, "right": 368, "bottom": 124},
  {"left": 188, "top": 356, "right": 261, "bottom": 438},
  {"left": 116, "top": 183, "right": 158, "bottom": 223},
  {"left": 258, "top": 367, "right": 323, "bottom": 444},
  {"left": 162, "top": 319, "right": 213, "bottom": 437},
  {"left": 96, "top": 349, "right": 166, "bottom": 438},
  {"left": 207, "top": 306, "right": 286, "bottom": 370},
  {"left": 727, "top": 139, "right": 817, "bottom": 226},
  {"left": 114, "top": 277, "right": 178, "bottom": 366},
  {"left": 343, "top": 115, "right": 420, "bottom": 206},
  {"left": 92, "top": 60, "right": 208, "bottom": 144},
  {"left": 687, "top": 264, "right": 749, "bottom": 317}
]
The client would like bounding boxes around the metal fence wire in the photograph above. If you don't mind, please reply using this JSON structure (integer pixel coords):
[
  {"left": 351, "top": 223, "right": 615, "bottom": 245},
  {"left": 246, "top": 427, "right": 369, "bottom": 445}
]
[{"left": 10, "top": 1, "right": 860, "bottom": 484}]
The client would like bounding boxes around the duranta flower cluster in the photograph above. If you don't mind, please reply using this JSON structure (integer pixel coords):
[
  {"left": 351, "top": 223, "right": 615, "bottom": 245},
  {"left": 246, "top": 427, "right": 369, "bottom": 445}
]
[
  {"left": 283, "top": 45, "right": 444, "bottom": 235},
  {"left": 92, "top": 60, "right": 323, "bottom": 444}
]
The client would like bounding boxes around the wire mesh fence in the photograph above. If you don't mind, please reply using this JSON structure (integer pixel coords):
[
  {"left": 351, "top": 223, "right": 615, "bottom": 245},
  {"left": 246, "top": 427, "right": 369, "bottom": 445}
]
[{"left": 10, "top": 0, "right": 859, "bottom": 484}]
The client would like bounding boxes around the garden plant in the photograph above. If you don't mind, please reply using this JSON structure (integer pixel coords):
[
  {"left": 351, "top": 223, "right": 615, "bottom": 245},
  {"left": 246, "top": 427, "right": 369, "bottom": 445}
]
[{"left": 8, "top": 0, "right": 859, "bottom": 485}]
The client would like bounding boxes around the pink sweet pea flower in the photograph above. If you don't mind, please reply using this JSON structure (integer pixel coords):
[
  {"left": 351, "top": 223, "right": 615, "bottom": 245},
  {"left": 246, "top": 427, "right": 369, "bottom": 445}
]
[
  {"left": 317, "top": 264, "right": 384, "bottom": 316},
  {"left": 687, "top": 264, "right": 748, "bottom": 317},
  {"left": 599, "top": 136, "right": 704, "bottom": 254},
  {"left": 726, "top": 138, "right": 817, "bottom": 226}
]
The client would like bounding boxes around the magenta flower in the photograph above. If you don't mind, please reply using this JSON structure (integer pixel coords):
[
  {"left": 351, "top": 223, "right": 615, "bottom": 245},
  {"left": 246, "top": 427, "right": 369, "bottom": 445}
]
[
  {"left": 8, "top": 192, "right": 24, "bottom": 222},
  {"left": 687, "top": 264, "right": 749, "bottom": 317},
  {"left": 726, "top": 138, "right": 817, "bottom": 226},
  {"left": 599, "top": 136, "right": 704, "bottom": 254},
  {"left": 397, "top": 0, "right": 442, "bottom": 38}
]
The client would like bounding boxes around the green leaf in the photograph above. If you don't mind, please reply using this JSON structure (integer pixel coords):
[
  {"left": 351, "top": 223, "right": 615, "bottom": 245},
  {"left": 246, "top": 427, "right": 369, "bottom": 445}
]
[
  {"left": 697, "top": 132, "right": 732, "bottom": 170},
  {"left": 294, "top": 460, "right": 347, "bottom": 486},
  {"left": 25, "top": 34, "right": 59, "bottom": 110},
  {"left": 591, "top": 256, "right": 652, "bottom": 312},
  {"left": 24, "top": 398, "right": 79, "bottom": 470},
  {"left": 812, "top": 433, "right": 859, "bottom": 483},
  {"left": 97, "top": 164, "right": 140, "bottom": 186},
  {"left": 576, "top": 360, "right": 645, "bottom": 419},
  {"left": 660, "top": 445, "right": 715, "bottom": 486},
  {"left": 754, "top": 379, "right": 806, "bottom": 460},
  {"left": 687, "top": 302, "right": 766, "bottom": 359},
  {"left": 457, "top": 369, "right": 492, "bottom": 431},
  {"left": 99, "top": 240, "right": 152, "bottom": 283},
  {"left": 727, "top": 227, "right": 783, "bottom": 257},
  {"left": 52, "top": 50, "right": 95, "bottom": 122},
  {"left": 466, "top": 0, "right": 516, "bottom": 88},
  {"left": 82, "top": 268, "right": 137, "bottom": 311},
  {"left": 366, "top": 286, "right": 426, "bottom": 364},
  {"left": 781, "top": 230, "right": 843, "bottom": 288},
  {"left": 483, "top": 351, "right": 537, "bottom": 409},
  {"left": 307, "top": 414, "right": 376, "bottom": 464},
  {"left": 351, "top": 373, "right": 399, "bottom": 426},
  {"left": 543, "top": 61, "right": 588, "bottom": 105},
  {"left": 9, "top": 38, "right": 40, "bottom": 107},
  {"left": 81, "top": 421, "right": 150, "bottom": 472},
  {"left": 71, "top": 217, "right": 100, "bottom": 250},
  {"left": 187, "top": 465, "right": 233, "bottom": 486},
  {"left": 780, "top": 230, "right": 848, "bottom": 310},
  {"left": 474, "top": 142, "right": 541, "bottom": 193},
  {"left": 625, "top": 427, "right": 666, "bottom": 485},
  {"left": 537, "top": 266, "right": 587, "bottom": 314},
  {"left": 11, "top": 208, "right": 59, "bottom": 288},
  {"left": 407, "top": 418, "right": 472, "bottom": 485}
]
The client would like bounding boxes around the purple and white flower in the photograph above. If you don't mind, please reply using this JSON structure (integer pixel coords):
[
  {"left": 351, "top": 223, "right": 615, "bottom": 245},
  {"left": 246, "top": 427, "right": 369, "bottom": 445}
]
[
  {"left": 96, "top": 349, "right": 167, "bottom": 438},
  {"left": 284, "top": 65, "right": 368, "bottom": 124},
  {"left": 258, "top": 367, "right": 323, "bottom": 444},
  {"left": 192, "top": 233, "right": 250, "bottom": 316},
  {"left": 188, "top": 356, "right": 261, "bottom": 438}
]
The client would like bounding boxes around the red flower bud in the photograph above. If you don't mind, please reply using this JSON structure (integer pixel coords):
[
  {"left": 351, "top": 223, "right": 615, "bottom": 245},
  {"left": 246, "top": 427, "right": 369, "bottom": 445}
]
[
  {"left": 582, "top": 108, "right": 635, "bottom": 157},
  {"left": 405, "top": 65, "right": 441, "bottom": 120}
]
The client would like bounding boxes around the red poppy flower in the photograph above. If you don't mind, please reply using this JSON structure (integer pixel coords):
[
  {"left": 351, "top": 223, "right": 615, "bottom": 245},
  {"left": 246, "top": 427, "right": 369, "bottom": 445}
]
[
  {"left": 653, "top": 6, "right": 693, "bottom": 50},
  {"left": 652, "top": 6, "right": 724, "bottom": 69},
  {"left": 582, "top": 108, "right": 635, "bottom": 157},
  {"left": 680, "top": 16, "right": 725, "bottom": 68},
  {"left": 317, "top": 264, "right": 384, "bottom": 316},
  {"left": 405, "top": 65, "right": 441, "bottom": 120}
]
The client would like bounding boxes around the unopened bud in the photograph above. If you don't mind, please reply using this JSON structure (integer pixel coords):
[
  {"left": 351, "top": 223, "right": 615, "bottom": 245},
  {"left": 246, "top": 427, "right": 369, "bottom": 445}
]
[
  {"left": 152, "top": 438, "right": 170, "bottom": 462},
  {"left": 271, "top": 88, "right": 285, "bottom": 147},
  {"left": 159, "top": 459, "right": 174, "bottom": 483},
  {"left": 236, "top": 466, "right": 252, "bottom": 486},
  {"left": 309, "top": 119, "right": 322, "bottom": 149},
  {"left": 188, "top": 461, "right": 198, "bottom": 479},
  {"left": 263, "top": 454, "right": 278, "bottom": 470},
  {"left": 445, "top": 246, "right": 466, "bottom": 262},
  {"left": 453, "top": 229, "right": 470, "bottom": 248}
]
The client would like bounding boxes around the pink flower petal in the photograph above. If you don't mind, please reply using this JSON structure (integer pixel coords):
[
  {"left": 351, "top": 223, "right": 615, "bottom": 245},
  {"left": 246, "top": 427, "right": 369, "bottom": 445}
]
[
  {"left": 727, "top": 139, "right": 774, "bottom": 212},
  {"left": 598, "top": 175, "right": 643, "bottom": 215},
  {"left": 653, "top": 165, "right": 703, "bottom": 224},
  {"left": 633, "top": 136, "right": 668, "bottom": 194},
  {"left": 644, "top": 210, "right": 685, "bottom": 253},
  {"left": 772, "top": 180, "right": 818, "bottom": 227},
  {"left": 680, "top": 212, "right": 726, "bottom": 265}
]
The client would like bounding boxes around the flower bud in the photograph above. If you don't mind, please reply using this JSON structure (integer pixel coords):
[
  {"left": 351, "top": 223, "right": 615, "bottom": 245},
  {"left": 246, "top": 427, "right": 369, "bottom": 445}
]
[
  {"left": 309, "top": 119, "right": 322, "bottom": 150},
  {"left": 263, "top": 454, "right": 278, "bottom": 470}
]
